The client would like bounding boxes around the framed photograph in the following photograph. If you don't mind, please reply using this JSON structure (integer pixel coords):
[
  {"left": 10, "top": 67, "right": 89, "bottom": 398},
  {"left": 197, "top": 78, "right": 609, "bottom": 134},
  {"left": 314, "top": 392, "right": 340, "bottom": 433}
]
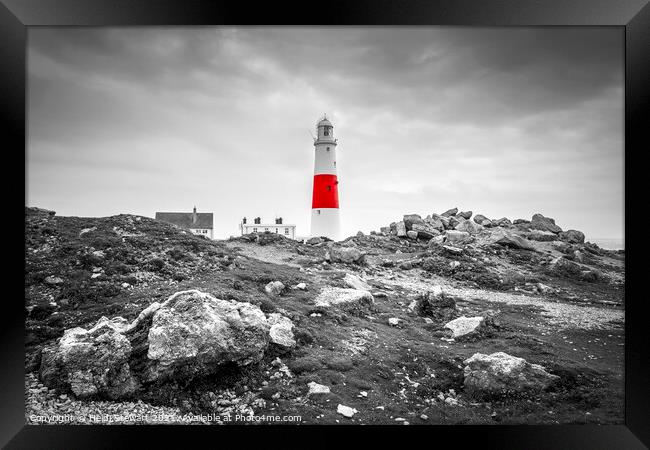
[{"left": 2, "top": 0, "right": 648, "bottom": 447}]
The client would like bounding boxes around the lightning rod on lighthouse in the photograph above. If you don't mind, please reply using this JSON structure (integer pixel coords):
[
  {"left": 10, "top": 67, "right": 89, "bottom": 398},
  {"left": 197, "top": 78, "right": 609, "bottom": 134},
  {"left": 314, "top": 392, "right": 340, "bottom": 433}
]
[{"left": 310, "top": 115, "right": 341, "bottom": 240}]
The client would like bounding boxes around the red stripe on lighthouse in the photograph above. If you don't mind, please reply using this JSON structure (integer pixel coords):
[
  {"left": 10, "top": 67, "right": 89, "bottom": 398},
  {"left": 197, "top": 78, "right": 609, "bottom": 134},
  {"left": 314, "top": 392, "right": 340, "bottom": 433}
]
[{"left": 312, "top": 174, "right": 339, "bottom": 209}]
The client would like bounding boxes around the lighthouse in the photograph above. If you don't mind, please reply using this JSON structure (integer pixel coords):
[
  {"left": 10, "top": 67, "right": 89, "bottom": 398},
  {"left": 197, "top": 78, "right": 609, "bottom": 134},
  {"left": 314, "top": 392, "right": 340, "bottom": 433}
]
[{"left": 310, "top": 115, "right": 341, "bottom": 240}]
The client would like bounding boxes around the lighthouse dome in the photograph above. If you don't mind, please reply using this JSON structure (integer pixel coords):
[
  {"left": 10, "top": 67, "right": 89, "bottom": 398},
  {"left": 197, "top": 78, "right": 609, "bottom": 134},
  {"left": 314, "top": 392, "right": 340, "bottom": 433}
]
[{"left": 317, "top": 117, "right": 332, "bottom": 127}]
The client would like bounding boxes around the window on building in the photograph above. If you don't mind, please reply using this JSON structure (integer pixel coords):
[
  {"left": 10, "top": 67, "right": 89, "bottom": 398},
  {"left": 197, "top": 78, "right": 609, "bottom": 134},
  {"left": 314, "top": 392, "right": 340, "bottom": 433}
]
[
  {"left": 324, "top": 127, "right": 330, "bottom": 136},
  {"left": 317, "top": 210, "right": 321, "bottom": 215},
  {"left": 264, "top": 228, "right": 269, "bottom": 232},
  {"left": 275, "top": 228, "right": 278, "bottom": 233},
  {"left": 253, "top": 227, "right": 257, "bottom": 232},
  {"left": 284, "top": 228, "right": 289, "bottom": 235}
]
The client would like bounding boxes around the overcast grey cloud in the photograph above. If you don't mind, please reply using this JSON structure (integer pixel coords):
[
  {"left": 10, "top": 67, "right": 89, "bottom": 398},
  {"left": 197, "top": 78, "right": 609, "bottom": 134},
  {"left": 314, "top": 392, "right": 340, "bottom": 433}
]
[{"left": 27, "top": 27, "right": 623, "bottom": 242}]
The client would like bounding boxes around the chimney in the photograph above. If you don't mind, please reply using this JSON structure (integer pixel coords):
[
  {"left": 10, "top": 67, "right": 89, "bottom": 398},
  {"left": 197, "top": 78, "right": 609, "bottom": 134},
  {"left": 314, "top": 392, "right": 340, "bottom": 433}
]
[
  {"left": 192, "top": 206, "right": 197, "bottom": 224},
  {"left": 254, "top": 217, "right": 261, "bottom": 224},
  {"left": 242, "top": 217, "right": 247, "bottom": 224},
  {"left": 276, "top": 217, "right": 283, "bottom": 224}
]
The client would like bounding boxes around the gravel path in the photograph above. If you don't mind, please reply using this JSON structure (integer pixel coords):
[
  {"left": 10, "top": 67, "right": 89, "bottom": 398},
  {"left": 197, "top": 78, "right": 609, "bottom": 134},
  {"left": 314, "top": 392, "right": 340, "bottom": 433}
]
[
  {"left": 377, "top": 271, "right": 624, "bottom": 330},
  {"left": 224, "top": 241, "right": 302, "bottom": 268}
]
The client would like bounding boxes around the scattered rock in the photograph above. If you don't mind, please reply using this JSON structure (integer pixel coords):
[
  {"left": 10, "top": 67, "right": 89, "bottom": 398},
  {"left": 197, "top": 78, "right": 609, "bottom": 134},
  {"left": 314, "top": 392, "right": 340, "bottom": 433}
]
[
  {"left": 314, "top": 287, "right": 374, "bottom": 308},
  {"left": 443, "top": 245, "right": 464, "bottom": 256},
  {"left": 44, "top": 276, "right": 64, "bottom": 285},
  {"left": 493, "top": 217, "right": 512, "bottom": 227},
  {"left": 444, "top": 230, "right": 472, "bottom": 244},
  {"left": 343, "top": 273, "right": 371, "bottom": 291},
  {"left": 292, "top": 282, "right": 307, "bottom": 290},
  {"left": 265, "top": 281, "right": 285, "bottom": 296},
  {"left": 307, "top": 381, "right": 330, "bottom": 396},
  {"left": 463, "top": 352, "right": 559, "bottom": 398},
  {"left": 267, "top": 313, "right": 296, "bottom": 348},
  {"left": 412, "top": 223, "right": 441, "bottom": 239},
  {"left": 307, "top": 237, "right": 324, "bottom": 245},
  {"left": 403, "top": 214, "right": 424, "bottom": 231},
  {"left": 388, "top": 317, "right": 400, "bottom": 326},
  {"left": 458, "top": 211, "right": 473, "bottom": 220},
  {"left": 530, "top": 213, "right": 562, "bottom": 234},
  {"left": 414, "top": 287, "right": 457, "bottom": 322},
  {"left": 395, "top": 221, "right": 407, "bottom": 237},
  {"left": 455, "top": 220, "right": 482, "bottom": 235},
  {"left": 441, "top": 208, "right": 458, "bottom": 217},
  {"left": 527, "top": 230, "right": 558, "bottom": 242},
  {"left": 473, "top": 214, "right": 490, "bottom": 225},
  {"left": 493, "top": 231, "right": 535, "bottom": 250},
  {"left": 337, "top": 404, "right": 358, "bottom": 418},
  {"left": 407, "top": 230, "right": 418, "bottom": 240},
  {"left": 444, "top": 316, "right": 485, "bottom": 338},
  {"left": 329, "top": 246, "right": 366, "bottom": 264},
  {"left": 559, "top": 229, "right": 585, "bottom": 244}
]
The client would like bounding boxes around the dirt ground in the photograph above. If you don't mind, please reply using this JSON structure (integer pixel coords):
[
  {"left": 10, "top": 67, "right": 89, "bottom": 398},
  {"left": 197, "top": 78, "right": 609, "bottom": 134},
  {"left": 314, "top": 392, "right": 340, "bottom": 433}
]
[{"left": 24, "top": 209, "right": 625, "bottom": 425}]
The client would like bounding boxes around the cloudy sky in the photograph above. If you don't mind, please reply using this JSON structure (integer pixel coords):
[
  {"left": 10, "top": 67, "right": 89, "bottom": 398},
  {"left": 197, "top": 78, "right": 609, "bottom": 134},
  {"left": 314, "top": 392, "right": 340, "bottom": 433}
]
[{"left": 27, "top": 27, "right": 623, "bottom": 241}]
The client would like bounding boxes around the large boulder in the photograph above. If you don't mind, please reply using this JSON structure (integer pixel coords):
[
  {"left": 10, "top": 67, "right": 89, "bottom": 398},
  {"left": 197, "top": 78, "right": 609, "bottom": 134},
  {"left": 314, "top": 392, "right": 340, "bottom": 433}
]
[
  {"left": 493, "top": 231, "right": 535, "bottom": 250},
  {"left": 412, "top": 223, "right": 441, "bottom": 239},
  {"left": 441, "top": 207, "right": 458, "bottom": 217},
  {"left": 559, "top": 229, "right": 585, "bottom": 244},
  {"left": 39, "top": 290, "right": 287, "bottom": 399},
  {"left": 145, "top": 291, "right": 270, "bottom": 382},
  {"left": 444, "top": 230, "right": 473, "bottom": 245},
  {"left": 306, "top": 236, "right": 324, "bottom": 245},
  {"left": 403, "top": 214, "right": 424, "bottom": 231},
  {"left": 328, "top": 246, "right": 366, "bottom": 264},
  {"left": 458, "top": 211, "right": 473, "bottom": 220},
  {"left": 455, "top": 219, "right": 482, "bottom": 235},
  {"left": 406, "top": 230, "right": 418, "bottom": 240},
  {"left": 463, "top": 352, "right": 559, "bottom": 398},
  {"left": 530, "top": 213, "right": 562, "bottom": 234},
  {"left": 39, "top": 317, "right": 139, "bottom": 399}
]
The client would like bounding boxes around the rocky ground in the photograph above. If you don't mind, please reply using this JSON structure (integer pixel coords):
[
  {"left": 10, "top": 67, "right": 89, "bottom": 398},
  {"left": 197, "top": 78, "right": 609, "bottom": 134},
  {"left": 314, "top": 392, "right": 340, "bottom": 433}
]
[{"left": 24, "top": 207, "right": 625, "bottom": 425}]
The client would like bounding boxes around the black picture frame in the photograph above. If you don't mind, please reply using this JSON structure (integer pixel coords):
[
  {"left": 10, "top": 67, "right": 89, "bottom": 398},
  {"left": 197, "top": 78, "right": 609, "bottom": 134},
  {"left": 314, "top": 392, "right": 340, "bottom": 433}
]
[{"left": 2, "top": 0, "right": 648, "bottom": 447}]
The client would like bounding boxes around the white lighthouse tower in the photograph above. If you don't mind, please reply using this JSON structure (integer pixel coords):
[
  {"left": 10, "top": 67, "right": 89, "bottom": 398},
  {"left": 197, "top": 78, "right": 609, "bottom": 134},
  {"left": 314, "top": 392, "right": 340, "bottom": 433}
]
[{"left": 310, "top": 115, "right": 341, "bottom": 240}]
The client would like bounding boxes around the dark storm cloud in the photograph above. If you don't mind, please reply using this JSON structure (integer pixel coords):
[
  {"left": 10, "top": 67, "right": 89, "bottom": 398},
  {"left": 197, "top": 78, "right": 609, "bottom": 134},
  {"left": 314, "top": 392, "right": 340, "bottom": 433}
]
[{"left": 27, "top": 27, "right": 623, "bottom": 240}]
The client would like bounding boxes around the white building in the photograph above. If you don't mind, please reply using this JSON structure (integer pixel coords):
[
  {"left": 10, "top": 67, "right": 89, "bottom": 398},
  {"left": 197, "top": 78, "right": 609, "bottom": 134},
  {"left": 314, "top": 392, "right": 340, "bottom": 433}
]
[
  {"left": 155, "top": 207, "right": 214, "bottom": 239},
  {"left": 239, "top": 216, "right": 296, "bottom": 239}
]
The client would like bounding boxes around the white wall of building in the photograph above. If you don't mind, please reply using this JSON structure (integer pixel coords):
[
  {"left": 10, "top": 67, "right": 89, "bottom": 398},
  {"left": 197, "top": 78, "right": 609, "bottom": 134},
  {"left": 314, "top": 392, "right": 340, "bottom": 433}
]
[
  {"left": 241, "top": 223, "right": 296, "bottom": 240},
  {"left": 190, "top": 228, "right": 213, "bottom": 239}
]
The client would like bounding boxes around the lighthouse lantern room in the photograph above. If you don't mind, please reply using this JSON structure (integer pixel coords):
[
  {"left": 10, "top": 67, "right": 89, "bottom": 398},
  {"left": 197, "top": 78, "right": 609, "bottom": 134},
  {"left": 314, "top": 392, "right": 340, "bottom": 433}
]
[{"left": 310, "top": 115, "right": 341, "bottom": 240}]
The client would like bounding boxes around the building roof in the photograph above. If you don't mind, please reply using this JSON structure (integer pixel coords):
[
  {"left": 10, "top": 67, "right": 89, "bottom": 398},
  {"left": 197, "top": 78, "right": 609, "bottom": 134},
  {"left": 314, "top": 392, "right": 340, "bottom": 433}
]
[
  {"left": 155, "top": 212, "right": 213, "bottom": 229},
  {"left": 317, "top": 117, "right": 332, "bottom": 127}
]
